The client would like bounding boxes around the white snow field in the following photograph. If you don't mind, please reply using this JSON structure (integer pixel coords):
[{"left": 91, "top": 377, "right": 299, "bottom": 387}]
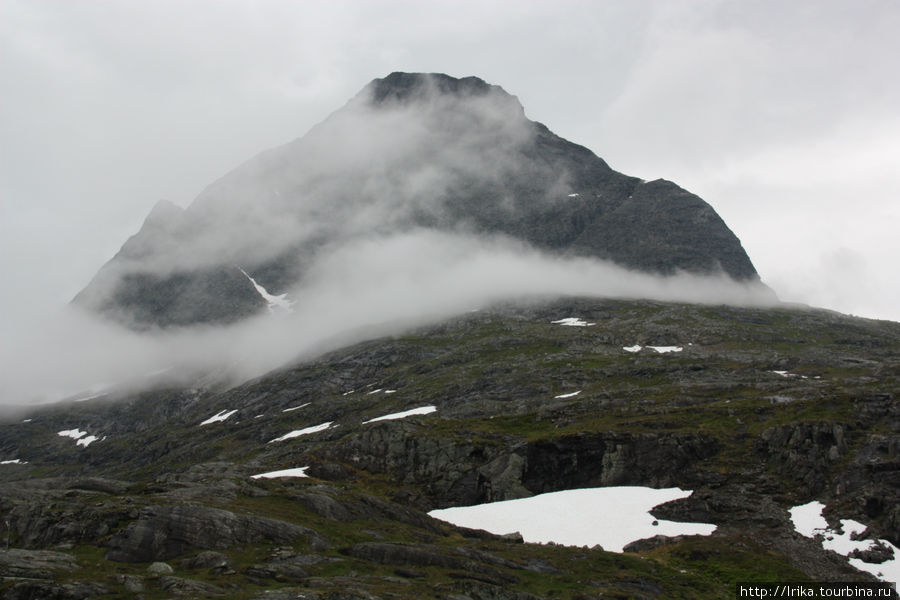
[
  {"left": 554, "top": 391, "right": 581, "bottom": 399},
  {"left": 268, "top": 422, "right": 333, "bottom": 443},
  {"left": 429, "top": 486, "right": 716, "bottom": 552},
  {"left": 199, "top": 409, "right": 238, "bottom": 425},
  {"left": 57, "top": 428, "right": 102, "bottom": 448},
  {"left": 363, "top": 406, "right": 437, "bottom": 424},
  {"left": 790, "top": 501, "right": 900, "bottom": 585},
  {"left": 58, "top": 428, "right": 88, "bottom": 440},
  {"left": 77, "top": 435, "right": 100, "bottom": 447},
  {"left": 282, "top": 403, "right": 311, "bottom": 413},
  {"left": 1, "top": 459, "right": 27, "bottom": 465},
  {"left": 623, "top": 345, "right": 683, "bottom": 353},
  {"left": 551, "top": 317, "right": 596, "bottom": 327},
  {"left": 250, "top": 467, "right": 310, "bottom": 479},
  {"left": 239, "top": 268, "right": 293, "bottom": 313}
]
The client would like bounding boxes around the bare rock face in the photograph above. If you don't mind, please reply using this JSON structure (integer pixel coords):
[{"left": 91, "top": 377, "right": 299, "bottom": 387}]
[
  {"left": 73, "top": 72, "right": 761, "bottom": 329},
  {"left": 105, "top": 504, "right": 328, "bottom": 562},
  {"left": 0, "top": 582, "right": 109, "bottom": 600},
  {"left": 0, "top": 548, "right": 78, "bottom": 578}
]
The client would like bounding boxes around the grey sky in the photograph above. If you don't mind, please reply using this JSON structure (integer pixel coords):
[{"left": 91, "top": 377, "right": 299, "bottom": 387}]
[{"left": 2, "top": 0, "right": 899, "bottom": 329}]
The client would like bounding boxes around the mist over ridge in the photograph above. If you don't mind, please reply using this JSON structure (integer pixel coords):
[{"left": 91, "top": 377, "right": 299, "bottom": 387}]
[
  {"left": 3, "top": 227, "right": 777, "bottom": 407},
  {"left": 73, "top": 72, "right": 762, "bottom": 330},
  {"left": 3, "top": 72, "right": 778, "bottom": 405}
]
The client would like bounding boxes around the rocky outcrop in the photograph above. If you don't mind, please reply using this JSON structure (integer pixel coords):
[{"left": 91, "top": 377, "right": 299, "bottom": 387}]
[
  {"left": 105, "top": 504, "right": 328, "bottom": 562},
  {"left": 0, "top": 582, "right": 109, "bottom": 600},
  {"left": 326, "top": 425, "right": 718, "bottom": 507},
  {"left": 757, "top": 422, "right": 849, "bottom": 494},
  {"left": 521, "top": 431, "right": 719, "bottom": 493},
  {"left": 1, "top": 491, "right": 134, "bottom": 549},
  {"left": 0, "top": 549, "right": 78, "bottom": 578}
]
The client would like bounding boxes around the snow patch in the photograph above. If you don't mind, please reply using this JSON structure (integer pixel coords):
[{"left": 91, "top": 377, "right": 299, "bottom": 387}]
[
  {"left": 77, "top": 435, "right": 100, "bottom": 448},
  {"left": 282, "top": 403, "right": 311, "bottom": 413},
  {"left": 567, "top": 193, "right": 580, "bottom": 197},
  {"left": 239, "top": 268, "right": 294, "bottom": 313},
  {"left": 1, "top": 459, "right": 27, "bottom": 465},
  {"left": 551, "top": 317, "right": 595, "bottom": 327},
  {"left": 269, "top": 422, "right": 333, "bottom": 443},
  {"left": 648, "top": 346, "right": 683, "bottom": 354},
  {"left": 58, "top": 429, "right": 102, "bottom": 448},
  {"left": 790, "top": 501, "right": 900, "bottom": 585},
  {"left": 623, "top": 345, "right": 683, "bottom": 354},
  {"left": 364, "top": 406, "right": 437, "bottom": 424},
  {"left": 771, "top": 370, "right": 810, "bottom": 379},
  {"left": 554, "top": 391, "right": 581, "bottom": 399},
  {"left": 429, "top": 487, "right": 716, "bottom": 552},
  {"left": 200, "top": 409, "right": 238, "bottom": 426},
  {"left": 251, "top": 467, "right": 310, "bottom": 479}
]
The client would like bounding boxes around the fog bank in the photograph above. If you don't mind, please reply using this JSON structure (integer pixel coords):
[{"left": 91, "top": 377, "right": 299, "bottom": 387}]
[{"left": 0, "top": 229, "right": 777, "bottom": 406}]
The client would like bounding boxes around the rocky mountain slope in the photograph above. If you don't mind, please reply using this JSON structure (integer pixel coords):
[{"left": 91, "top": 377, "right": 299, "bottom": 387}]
[
  {"left": 5, "top": 72, "right": 894, "bottom": 599},
  {"left": 72, "top": 73, "right": 763, "bottom": 328},
  {"left": 2, "top": 297, "right": 898, "bottom": 599}
]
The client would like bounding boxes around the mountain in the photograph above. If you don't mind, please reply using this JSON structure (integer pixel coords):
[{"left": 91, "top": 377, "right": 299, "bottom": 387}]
[
  {"left": 73, "top": 72, "right": 764, "bottom": 329},
  {"left": 1, "top": 298, "right": 899, "bottom": 598},
  {"left": 5, "top": 73, "right": 895, "bottom": 599}
]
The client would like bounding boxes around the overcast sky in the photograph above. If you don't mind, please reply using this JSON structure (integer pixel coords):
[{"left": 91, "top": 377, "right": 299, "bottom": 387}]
[{"left": 2, "top": 0, "right": 899, "bottom": 328}]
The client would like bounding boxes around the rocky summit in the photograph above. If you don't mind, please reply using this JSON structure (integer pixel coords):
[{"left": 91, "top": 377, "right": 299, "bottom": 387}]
[
  {"left": 1, "top": 298, "right": 899, "bottom": 598},
  {"left": 72, "top": 72, "right": 762, "bottom": 329}
]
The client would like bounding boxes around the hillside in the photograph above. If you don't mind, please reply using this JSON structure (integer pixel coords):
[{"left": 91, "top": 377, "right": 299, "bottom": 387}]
[{"left": 1, "top": 297, "right": 898, "bottom": 598}]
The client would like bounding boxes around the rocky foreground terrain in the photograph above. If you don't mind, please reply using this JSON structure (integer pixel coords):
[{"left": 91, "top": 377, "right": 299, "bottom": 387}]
[{"left": 1, "top": 297, "right": 898, "bottom": 598}]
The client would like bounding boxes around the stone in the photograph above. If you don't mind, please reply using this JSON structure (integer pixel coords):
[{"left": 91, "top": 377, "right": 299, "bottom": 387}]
[
  {"left": 147, "top": 561, "right": 174, "bottom": 574},
  {"left": 179, "top": 550, "right": 232, "bottom": 570}
]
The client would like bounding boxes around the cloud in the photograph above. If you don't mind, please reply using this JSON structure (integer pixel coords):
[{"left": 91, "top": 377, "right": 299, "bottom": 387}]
[
  {"left": 594, "top": 1, "right": 900, "bottom": 182},
  {"left": 0, "top": 228, "right": 777, "bottom": 407}
]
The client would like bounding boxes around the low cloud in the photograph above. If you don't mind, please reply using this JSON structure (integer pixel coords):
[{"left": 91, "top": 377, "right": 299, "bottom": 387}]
[
  {"left": 1, "top": 229, "right": 776, "bottom": 407},
  {"left": 1, "top": 75, "right": 779, "bottom": 408}
]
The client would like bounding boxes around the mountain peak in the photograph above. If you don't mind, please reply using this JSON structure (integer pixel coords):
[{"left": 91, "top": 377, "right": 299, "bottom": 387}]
[
  {"left": 364, "top": 72, "right": 501, "bottom": 106},
  {"left": 73, "top": 73, "right": 765, "bottom": 329},
  {"left": 142, "top": 199, "right": 183, "bottom": 229}
]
